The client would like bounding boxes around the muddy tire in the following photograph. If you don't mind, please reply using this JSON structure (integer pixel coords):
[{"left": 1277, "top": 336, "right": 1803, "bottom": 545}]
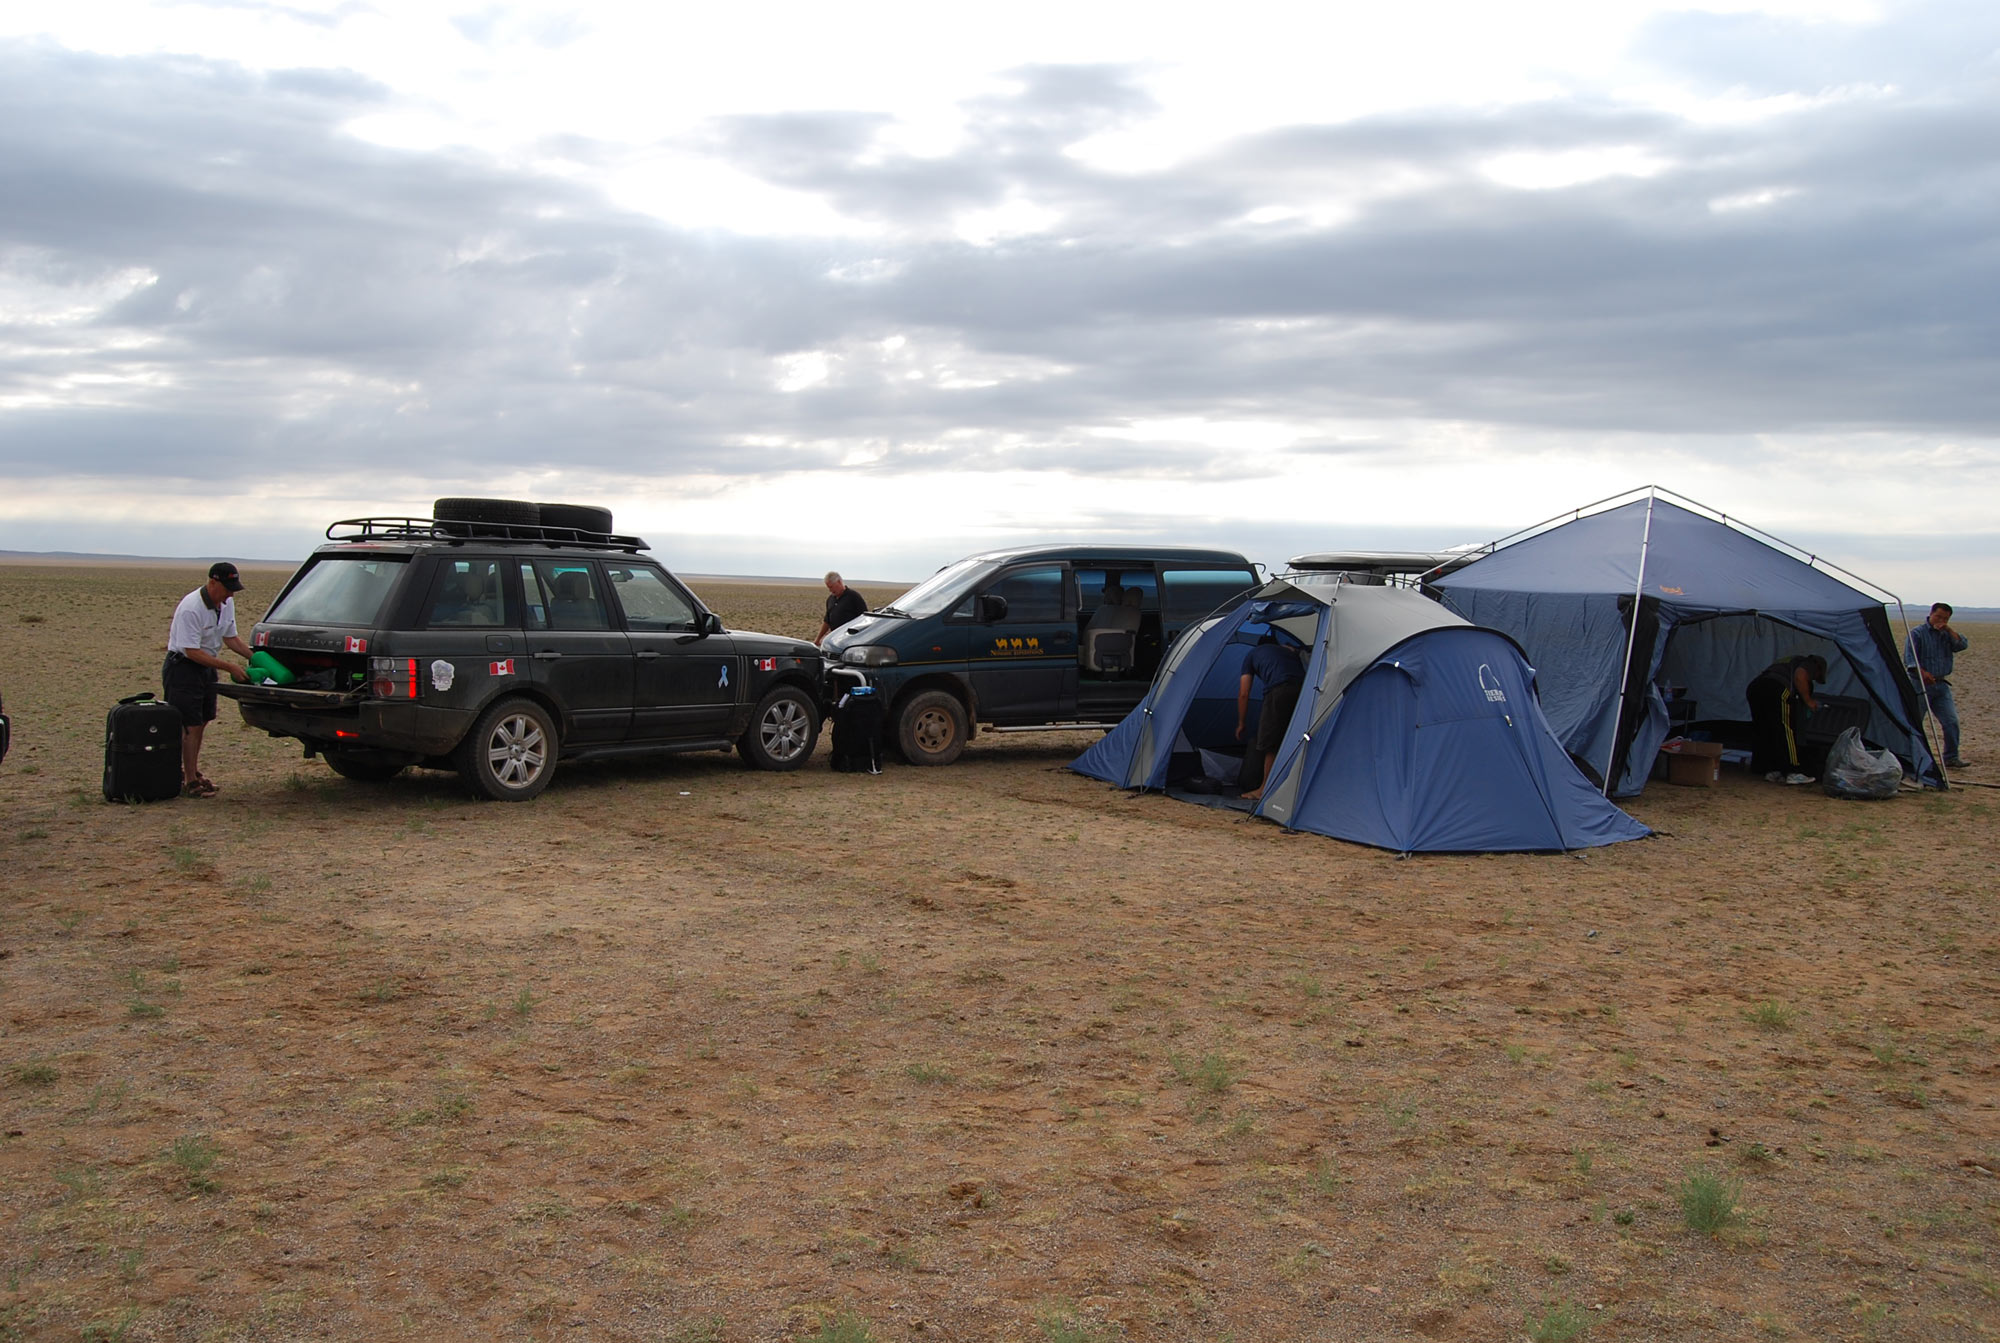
[
  {"left": 456, "top": 697, "right": 557, "bottom": 801},
  {"left": 740, "top": 685, "right": 819, "bottom": 771},
  {"left": 433, "top": 497, "right": 539, "bottom": 537},
  {"left": 894, "top": 690, "right": 967, "bottom": 766},
  {"left": 536, "top": 503, "right": 614, "bottom": 535},
  {"left": 324, "top": 751, "right": 405, "bottom": 783}
]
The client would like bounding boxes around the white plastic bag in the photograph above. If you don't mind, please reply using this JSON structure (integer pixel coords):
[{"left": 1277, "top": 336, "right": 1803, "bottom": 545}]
[{"left": 1821, "top": 726, "right": 1902, "bottom": 800}]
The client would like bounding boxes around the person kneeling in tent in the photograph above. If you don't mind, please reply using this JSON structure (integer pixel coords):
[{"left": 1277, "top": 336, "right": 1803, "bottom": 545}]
[
  {"left": 1237, "top": 633, "right": 1304, "bottom": 801},
  {"left": 1746, "top": 654, "right": 1827, "bottom": 785}
]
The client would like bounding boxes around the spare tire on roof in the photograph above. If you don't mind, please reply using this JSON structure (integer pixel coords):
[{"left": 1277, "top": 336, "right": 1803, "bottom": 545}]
[
  {"left": 536, "top": 503, "right": 614, "bottom": 536},
  {"left": 433, "top": 497, "right": 540, "bottom": 537}
]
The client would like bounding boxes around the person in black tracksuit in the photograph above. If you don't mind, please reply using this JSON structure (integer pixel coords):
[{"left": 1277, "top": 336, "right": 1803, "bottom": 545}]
[{"left": 1746, "top": 654, "right": 1827, "bottom": 782}]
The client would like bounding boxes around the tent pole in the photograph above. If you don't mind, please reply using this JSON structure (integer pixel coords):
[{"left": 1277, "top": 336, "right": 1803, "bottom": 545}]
[
  {"left": 1894, "top": 598, "right": 1952, "bottom": 788},
  {"left": 1602, "top": 491, "right": 1658, "bottom": 795}
]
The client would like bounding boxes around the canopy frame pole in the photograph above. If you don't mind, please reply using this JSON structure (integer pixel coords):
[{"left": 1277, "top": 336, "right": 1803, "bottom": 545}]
[
  {"left": 1895, "top": 598, "right": 1952, "bottom": 788},
  {"left": 1602, "top": 490, "right": 1658, "bottom": 795}
]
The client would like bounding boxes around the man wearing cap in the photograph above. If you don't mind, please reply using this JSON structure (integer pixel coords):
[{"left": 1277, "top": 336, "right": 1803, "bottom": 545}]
[{"left": 164, "top": 563, "right": 253, "bottom": 797}]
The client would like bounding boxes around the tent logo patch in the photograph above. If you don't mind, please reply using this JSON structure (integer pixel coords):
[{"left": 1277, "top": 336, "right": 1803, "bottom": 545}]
[{"left": 1477, "top": 664, "right": 1508, "bottom": 704}]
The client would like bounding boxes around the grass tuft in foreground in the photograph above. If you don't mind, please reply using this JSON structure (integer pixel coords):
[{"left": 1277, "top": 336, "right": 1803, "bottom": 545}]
[
  {"left": 1526, "top": 1298, "right": 1590, "bottom": 1342},
  {"left": 1678, "top": 1165, "right": 1744, "bottom": 1236}
]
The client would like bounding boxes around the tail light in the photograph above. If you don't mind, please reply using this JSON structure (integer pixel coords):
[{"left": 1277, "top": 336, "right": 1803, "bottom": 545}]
[{"left": 369, "top": 657, "right": 419, "bottom": 700}]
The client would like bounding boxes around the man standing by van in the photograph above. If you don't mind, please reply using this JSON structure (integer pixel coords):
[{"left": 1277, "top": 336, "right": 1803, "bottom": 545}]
[
  {"left": 816, "top": 572, "right": 869, "bottom": 646},
  {"left": 1237, "top": 634, "right": 1304, "bottom": 801},
  {"left": 1906, "top": 602, "right": 1970, "bottom": 768},
  {"left": 165, "top": 562, "right": 253, "bottom": 797}
]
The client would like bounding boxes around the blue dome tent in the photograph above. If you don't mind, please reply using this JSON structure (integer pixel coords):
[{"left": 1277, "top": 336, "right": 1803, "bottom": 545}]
[
  {"left": 1430, "top": 487, "right": 1941, "bottom": 797},
  {"left": 1070, "top": 577, "right": 1650, "bottom": 854}
]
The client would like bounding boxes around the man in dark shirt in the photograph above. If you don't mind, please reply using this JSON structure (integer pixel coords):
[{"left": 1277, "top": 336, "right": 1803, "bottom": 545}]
[
  {"left": 1746, "top": 653, "right": 1826, "bottom": 784},
  {"left": 816, "top": 571, "right": 870, "bottom": 645},
  {"left": 1236, "top": 634, "right": 1305, "bottom": 801},
  {"left": 1905, "top": 602, "right": 1970, "bottom": 767}
]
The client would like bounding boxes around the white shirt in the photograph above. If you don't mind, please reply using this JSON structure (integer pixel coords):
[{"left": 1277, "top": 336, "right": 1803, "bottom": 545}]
[{"left": 168, "top": 588, "right": 237, "bottom": 656}]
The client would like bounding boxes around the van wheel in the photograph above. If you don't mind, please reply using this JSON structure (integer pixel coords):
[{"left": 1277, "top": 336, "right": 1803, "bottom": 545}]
[
  {"left": 895, "top": 690, "right": 967, "bottom": 766},
  {"left": 457, "top": 698, "right": 557, "bottom": 801},
  {"left": 740, "top": 685, "right": 819, "bottom": 770},
  {"left": 325, "top": 751, "right": 405, "bottom": 783}
]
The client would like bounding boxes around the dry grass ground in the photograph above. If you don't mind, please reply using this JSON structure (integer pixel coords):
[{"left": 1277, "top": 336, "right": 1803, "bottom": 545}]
[{"left": 1, "top": 562, "right": 1996, "bottom": 1343}]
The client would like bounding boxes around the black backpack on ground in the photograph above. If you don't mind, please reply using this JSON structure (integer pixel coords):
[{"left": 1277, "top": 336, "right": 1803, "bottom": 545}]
[
  {"left": 830, "top": 688, "right": 885, "bottom": 774},
  {"left": 104, "top": 693, "right": 183, "bottom": 802}
]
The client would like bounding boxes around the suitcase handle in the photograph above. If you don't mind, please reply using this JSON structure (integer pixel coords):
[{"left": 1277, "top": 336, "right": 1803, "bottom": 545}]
[{"left": 118, "top": 692, "right": 159, "bottom": 705}]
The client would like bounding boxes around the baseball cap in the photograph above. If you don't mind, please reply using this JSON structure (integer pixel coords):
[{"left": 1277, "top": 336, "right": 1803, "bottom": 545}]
[{"left": 209, "top": 561, "right": 245, "bottom": 593}]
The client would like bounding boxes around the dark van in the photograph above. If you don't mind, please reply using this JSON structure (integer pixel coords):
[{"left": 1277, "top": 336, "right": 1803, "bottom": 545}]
[{"left": 822, "top": 545, "right": 1258, "bottom": 765}]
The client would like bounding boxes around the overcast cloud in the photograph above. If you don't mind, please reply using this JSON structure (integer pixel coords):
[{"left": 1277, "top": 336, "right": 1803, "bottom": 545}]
[{"left": 0, "top": 1, "right": 1996, "bottom": 596}]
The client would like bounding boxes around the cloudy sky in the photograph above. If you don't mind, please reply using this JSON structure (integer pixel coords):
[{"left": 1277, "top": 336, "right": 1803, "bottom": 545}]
[{"left": 2, "top": 0, "right": 1995, "bottom": 601}]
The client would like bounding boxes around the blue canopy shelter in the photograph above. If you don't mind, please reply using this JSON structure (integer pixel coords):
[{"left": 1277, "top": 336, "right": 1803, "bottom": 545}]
[
  {"left": 1431, "top": 488, "right": 1940, "bottom": 796},
  {"left": 1071, "top": 577, "right": 1650, "bottom": 853}
]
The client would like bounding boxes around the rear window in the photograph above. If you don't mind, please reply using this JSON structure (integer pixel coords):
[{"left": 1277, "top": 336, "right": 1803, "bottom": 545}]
[{"left": 267, "top": 555, "right": 409, "bottom": 627}]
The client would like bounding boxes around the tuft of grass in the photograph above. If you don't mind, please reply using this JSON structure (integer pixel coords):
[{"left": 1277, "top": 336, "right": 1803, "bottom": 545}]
[
  {"left": 664, "top": 1318, "right": 725, "bottom": 1343},
  {"left": 168, "top": 846, "right": 202, "bottom": 873},
  {"left": 282, "top": 772, "right": 311, "bottom": 793},
  {"left": 1167, "top": 1050, "right": 1236, "bottom": 1093},
  {"left": 1526, "top": 1299, "right": 1590, "bottom": 1342},
  {"left": 904, "top": 1061, "right": 954, "bottom": 1085},
  {"left": 18, "top": 612, "right": 45, "bottom": 624},
  {"left": 1037, "top": 1303, "right": 1113, "bottom": 1343},
  {"left": 1571, "top": 1146, "right": 1594, "bottom": 1178},
  {"left": 19, "top": 826, "right": 48, "bottom": 841},
  {"left": 1678, "top": 1166, "right": 1743, "bottom": 1236},
  {"left": 168, "top": 1134, "right": 220, "bottom": 1194},
  {"left": 9, "top": 1060, "right": 59, "bottom": 1086},
  {"left": 1746, "top": 1000, "right": 1795, "bottom": 1031},
  {"left": 809, "top": 1308, "right": 878, "bottom": 1342},
  {"left": 79, "top": 1307, "right": 139, "bottom": 1342},
  {"left": 511, "top": 985, "right": 536, "bottom": 1018}
]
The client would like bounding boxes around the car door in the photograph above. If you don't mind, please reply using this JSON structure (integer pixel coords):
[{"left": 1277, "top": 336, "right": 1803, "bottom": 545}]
[
  {"left": 967, "top": 563, "right": 1076, "bottom": 722},
  {"left": 520, "top": 559, "right": 633, "bottom": 746},
  {"left": 603, "top": 561, "right": 737, "bottom": 741}
]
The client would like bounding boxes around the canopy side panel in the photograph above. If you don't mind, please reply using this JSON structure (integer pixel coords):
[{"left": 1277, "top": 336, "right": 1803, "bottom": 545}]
[{"left": 1438, "top": 589, "right": 1628, "bottom": 774}]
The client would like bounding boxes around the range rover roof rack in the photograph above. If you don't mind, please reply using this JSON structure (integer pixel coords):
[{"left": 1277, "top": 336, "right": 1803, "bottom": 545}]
[{"left": 324, "top": 516, "right": 651, "bottom": 552}]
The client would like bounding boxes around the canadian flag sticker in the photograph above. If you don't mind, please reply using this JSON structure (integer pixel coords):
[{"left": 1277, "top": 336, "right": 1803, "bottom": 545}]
[
  {"left": 490, "top": 659, "right": 515, "bottom": 676},
  {"left": 345, "top": 636, "right": 368, "bottom": 654},
  {"left": 757, "top": 657, "right": 777, "bottom": 672},
  {"left": 254, "top": 630, "right": 270, "bottom": 647}
]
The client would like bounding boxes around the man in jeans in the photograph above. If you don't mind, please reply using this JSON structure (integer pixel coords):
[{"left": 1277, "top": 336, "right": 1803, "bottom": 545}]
[
  {"left": 1906, "top": 602, "right": 1970, "bottom": 768},
  {"left": 164, "top": 562, "right": 253, "bottom": 796}
]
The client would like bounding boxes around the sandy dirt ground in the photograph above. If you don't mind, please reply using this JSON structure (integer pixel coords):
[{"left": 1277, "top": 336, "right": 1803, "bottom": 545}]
[{"left": 1, "top": 563, "right": 1996, "bottom": 1343}]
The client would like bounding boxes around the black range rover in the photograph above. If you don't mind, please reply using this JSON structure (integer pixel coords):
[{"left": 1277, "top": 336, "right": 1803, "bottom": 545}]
[{"left": 220, "top": 502, "right": 824, "bottom": 800}]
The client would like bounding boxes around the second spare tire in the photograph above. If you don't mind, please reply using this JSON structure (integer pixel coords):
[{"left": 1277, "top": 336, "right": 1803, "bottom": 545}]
[
  {"left": 434, "top": 497, "right": 540, "bottom": 536},
  {"left": 537, "top": 502, "right": 614, "bottom": 535}
]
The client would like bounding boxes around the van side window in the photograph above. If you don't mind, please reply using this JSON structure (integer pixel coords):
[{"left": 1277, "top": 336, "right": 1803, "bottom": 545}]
[
  {"left": 1162, "top": 569, "right": 1257, "bottom": 622},
  {"left": 988, "top": 566, "right": 1066, "bottom": 622},
  {"left": 520, "top": 562, "right": 550, "bottom": 630},
  {"left": 424, "top": 559, "right": 507, "bottom": 627},
  {"left": 1077, "top": 568, "right": 1158, "bottom": 611}
]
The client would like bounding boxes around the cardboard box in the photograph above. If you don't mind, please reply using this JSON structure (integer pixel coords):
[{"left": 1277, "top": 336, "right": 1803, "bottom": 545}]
[{"left": 1663, "top": 740, "right": 1723, "bottom": 787}]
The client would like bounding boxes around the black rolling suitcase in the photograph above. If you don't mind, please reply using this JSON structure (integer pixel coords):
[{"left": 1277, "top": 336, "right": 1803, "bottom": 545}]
[
  {"left": 830, "top": 684, "right": 885, "bottom": 774},
  {"left": 104, "top": 693, "right": 184, "bottom": 802}
]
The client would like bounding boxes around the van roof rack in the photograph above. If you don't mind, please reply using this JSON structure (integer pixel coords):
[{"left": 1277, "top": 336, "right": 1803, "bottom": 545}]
[{"left": 324, "top": 516, "right": 651, "bottom": 552}]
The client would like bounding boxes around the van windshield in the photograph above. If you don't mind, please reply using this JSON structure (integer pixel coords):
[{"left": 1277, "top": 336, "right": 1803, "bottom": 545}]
[
  {"left": 878, "top": 556, "right": 1001, "bottom": 618},
  {"left": 267, "top": 555, "right": 409, "bottom": 627}
]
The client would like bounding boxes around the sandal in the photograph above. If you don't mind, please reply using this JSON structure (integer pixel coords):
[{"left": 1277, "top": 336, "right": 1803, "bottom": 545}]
[{"left": 184, "top": 777, "right": 218, "bottom": 798}]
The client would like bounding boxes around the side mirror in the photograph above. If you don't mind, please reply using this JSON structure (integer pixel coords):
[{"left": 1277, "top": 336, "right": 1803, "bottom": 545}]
[
  {"left": 699, "top": 612, "right": 724, "bottom": 636},
  {"left": 977, "top": 594, "right": 1009, "bottom": 623}
]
